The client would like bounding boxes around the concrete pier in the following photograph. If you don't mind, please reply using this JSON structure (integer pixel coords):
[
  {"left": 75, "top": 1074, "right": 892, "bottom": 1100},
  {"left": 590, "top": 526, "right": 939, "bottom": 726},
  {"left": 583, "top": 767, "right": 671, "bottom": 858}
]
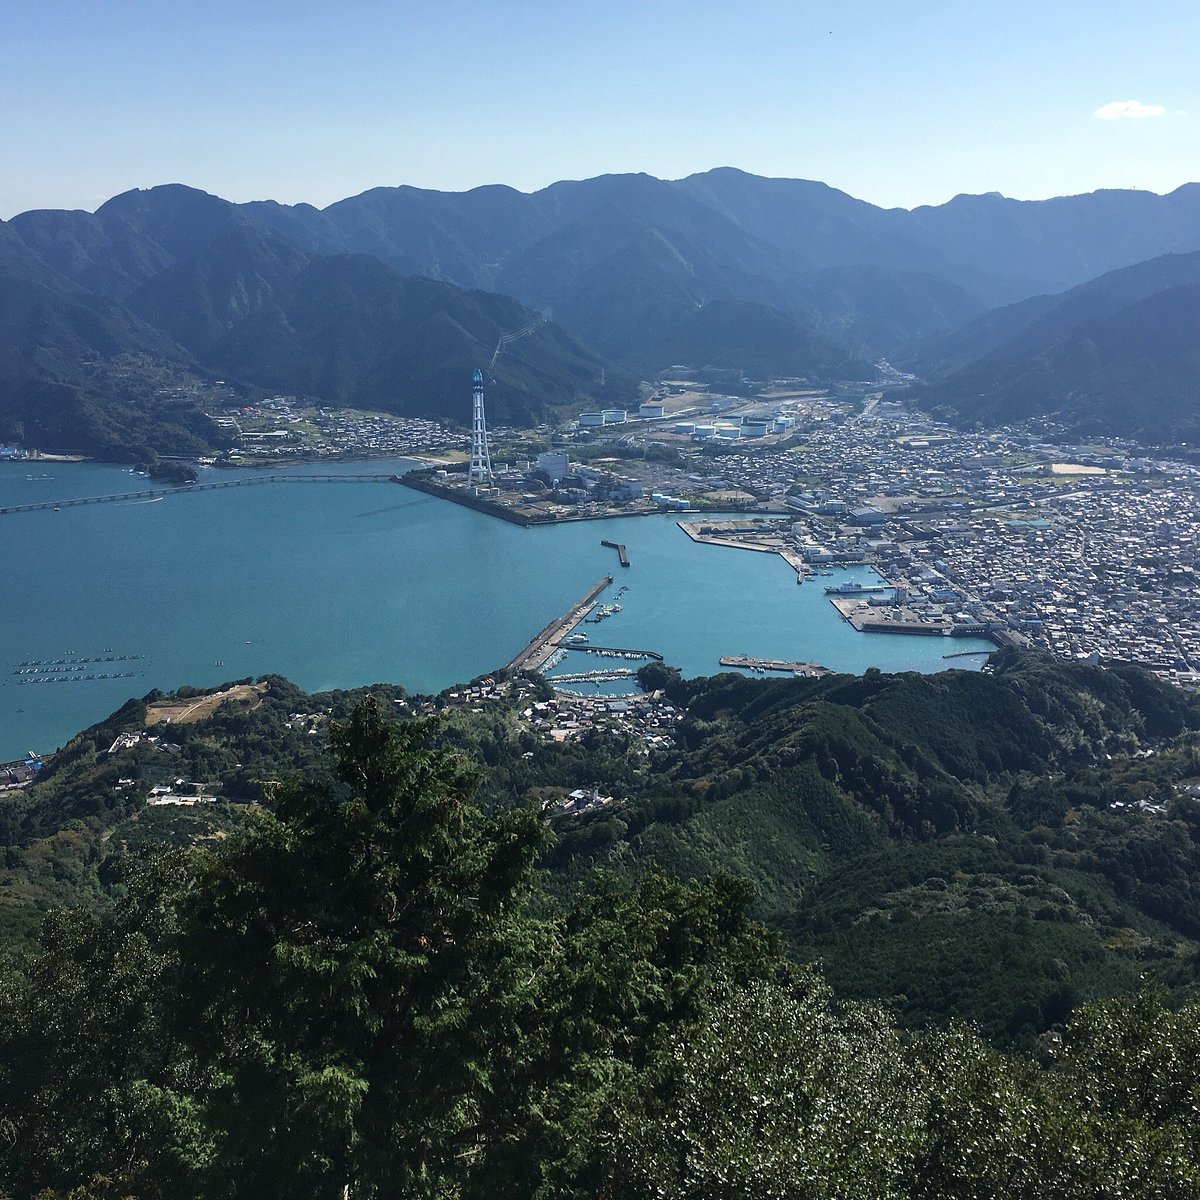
[
  {"left": 719, "top": 655, "right": 830, "bottom": 677},
  {"left": 502, "top": 577, "right": 614, "bottom": 673},
  {"left": 600, "top": 539, "right": 630, "bottom": 567}
]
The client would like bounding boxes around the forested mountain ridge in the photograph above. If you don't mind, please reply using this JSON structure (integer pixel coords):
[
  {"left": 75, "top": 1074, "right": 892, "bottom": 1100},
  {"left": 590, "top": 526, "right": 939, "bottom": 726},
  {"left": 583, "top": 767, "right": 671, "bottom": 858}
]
[
  {"left": 123, "top": 231, "right": 635, "bottom": 424},
  {"left": 0, "top": 210, "right": 635, "bottom": 448},
  {"left": 5, "top": 169, "right": 1200, "bottom": 451},
  {"left": 900, "top": 252, "right": 1200, "bottom": 440},
  {"left": 3, "top": 660, "right": 1200, "bottom": 1197},
  {"left": 0, "top": 242, "right": 229, "bottom": 458},
  {"left": 899, "top": 250, "right": 1200, "bottom": 379}
]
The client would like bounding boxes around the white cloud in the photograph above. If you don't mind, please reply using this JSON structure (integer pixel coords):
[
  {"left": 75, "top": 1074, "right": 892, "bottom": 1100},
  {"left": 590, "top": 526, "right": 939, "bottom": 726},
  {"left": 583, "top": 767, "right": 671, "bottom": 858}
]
[{"left": 1094, "top": 100, "right": 1168, "bottom": 121}]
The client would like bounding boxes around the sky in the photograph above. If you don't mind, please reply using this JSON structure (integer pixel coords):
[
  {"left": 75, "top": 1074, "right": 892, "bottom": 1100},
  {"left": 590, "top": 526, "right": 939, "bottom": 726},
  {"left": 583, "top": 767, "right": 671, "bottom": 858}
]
[{"left": 2, "top": 0, "right": 1197, "bottom": 218}]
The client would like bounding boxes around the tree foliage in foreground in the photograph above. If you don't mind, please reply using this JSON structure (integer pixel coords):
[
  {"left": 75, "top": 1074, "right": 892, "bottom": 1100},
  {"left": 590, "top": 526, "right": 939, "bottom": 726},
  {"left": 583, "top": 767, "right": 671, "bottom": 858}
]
[
  {"left": 2, "top": 699, "right": 1200, "bottom": 1198},
  {"left": 616, "top": 978, "right": 1200, "bottom": 1199},
  {"left": 0, "top": 701, "right": 771, "bottom": 1199}
]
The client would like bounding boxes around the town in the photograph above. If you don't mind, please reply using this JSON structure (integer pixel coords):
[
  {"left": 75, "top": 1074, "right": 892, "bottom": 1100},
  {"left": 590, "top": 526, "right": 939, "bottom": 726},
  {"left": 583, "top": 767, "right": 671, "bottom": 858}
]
[{"left": 259, "top": 377, "right": 1197, "bottom": 690}]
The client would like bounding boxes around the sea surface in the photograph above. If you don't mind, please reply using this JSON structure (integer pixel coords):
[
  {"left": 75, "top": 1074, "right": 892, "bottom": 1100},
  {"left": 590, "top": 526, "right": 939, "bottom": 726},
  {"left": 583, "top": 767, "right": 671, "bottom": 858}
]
[{"left": 0, "top": 460, "right": 994, "bottom": 759}]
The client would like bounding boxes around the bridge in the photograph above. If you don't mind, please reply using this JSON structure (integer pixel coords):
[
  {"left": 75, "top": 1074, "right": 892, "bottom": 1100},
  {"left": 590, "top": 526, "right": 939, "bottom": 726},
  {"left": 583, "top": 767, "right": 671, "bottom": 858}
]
[{"left": 0, "top": 473, "right": 398, "bottom": 516}]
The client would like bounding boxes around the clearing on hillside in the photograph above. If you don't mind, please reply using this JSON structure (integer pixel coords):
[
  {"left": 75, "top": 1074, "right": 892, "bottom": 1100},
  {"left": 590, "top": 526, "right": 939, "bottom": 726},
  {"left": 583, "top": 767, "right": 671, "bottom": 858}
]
[{"left": 145, "top": 683, "right": 267, "bottom": 727}]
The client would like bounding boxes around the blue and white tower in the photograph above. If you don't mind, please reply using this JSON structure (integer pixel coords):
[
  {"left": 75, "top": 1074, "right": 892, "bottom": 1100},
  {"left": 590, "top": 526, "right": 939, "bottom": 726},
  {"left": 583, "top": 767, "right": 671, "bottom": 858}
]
[{"left": 468, "top": 368, "right": 494, "bottom": 490}]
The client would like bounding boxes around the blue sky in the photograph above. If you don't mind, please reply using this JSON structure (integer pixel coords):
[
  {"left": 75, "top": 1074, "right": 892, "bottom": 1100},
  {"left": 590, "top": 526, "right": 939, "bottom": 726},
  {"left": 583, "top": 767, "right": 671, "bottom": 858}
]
[{"left": 2, "top": 0, "right": 1196, "bottom": 217}]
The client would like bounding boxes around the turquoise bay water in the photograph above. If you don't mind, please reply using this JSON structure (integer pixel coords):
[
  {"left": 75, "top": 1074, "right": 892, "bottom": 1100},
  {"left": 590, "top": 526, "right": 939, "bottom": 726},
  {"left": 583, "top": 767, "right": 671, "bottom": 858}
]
[{"left": 0, "top": 461, "right": 993, "bottom": 759}]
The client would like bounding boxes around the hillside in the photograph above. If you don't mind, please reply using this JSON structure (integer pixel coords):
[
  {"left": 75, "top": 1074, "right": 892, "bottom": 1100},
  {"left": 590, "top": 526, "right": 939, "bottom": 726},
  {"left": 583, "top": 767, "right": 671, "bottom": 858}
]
[
  {"left": 121, "top": 230, "right": 635, "bottom": 424},
  {"left": 6, "top": 683, "right": 1200, "bottom": 1196},
  {"left": 0, "top": 218, "right": 637, "bottom": 445},
  {"left": 562, "top": 653, "right": 1200, "bottom": 1045},
  {"left": 0, "top": 250, "right": 226, "bottom": 457},
  {"left": 903, "top": 253, "right": 1200, "bottom": 440},
  {"left": 5, "top": 649, "right": 1198, "bottom": 1052}
]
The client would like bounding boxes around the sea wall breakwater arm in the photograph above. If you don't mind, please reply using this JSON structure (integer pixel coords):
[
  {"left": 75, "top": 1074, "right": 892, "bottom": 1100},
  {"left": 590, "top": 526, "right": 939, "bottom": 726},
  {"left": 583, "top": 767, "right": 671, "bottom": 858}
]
[
  {"left": 503, "top": 577, "right": 614, "bottom": 673},
  {"left": 399, "top": 472, "right": 537, "bottom": 526},
  {"left": 676, "top": 519, "right": 810, "bottom": 582}
]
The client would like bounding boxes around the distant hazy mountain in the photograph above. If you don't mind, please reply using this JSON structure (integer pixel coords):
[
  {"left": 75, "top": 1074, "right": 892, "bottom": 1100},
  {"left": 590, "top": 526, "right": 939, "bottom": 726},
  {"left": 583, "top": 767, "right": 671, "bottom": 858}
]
[
  {"left": 900, "top": 251, "right": 1200, "bottom": 378},
  {"left": 0, "top": 238, "right": 215, "bottom": 456},
  {"left": 201, "top": 253, "right": 633, "bottom": 424},
  {"left": 8, "top": 184, "right": 255, "bottom": 300},
  {"left": 0, "top": 212, "right": 634, "bottom": 450},
  {"left": 5, "top": 169, "right": 1200, "bottom": 451},
  {"left": 616, "top": 299, "right": 872, "bottom": 379},
  {"left": 16, "top": 172, "right": 1198, "bottom": 367},
  {"left": 794, "top": 264, "right": 988, "bottom": 354},
  {"left": 239, "top": 168, "right": 1200, "bottom": 308},
  {"left": 904, "top": 253, "right": 1200, "bottom": 441}
]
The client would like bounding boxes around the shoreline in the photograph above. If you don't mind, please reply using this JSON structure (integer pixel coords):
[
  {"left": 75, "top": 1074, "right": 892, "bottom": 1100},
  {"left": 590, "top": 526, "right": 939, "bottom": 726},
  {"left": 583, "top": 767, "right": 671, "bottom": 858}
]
[
  {"left": 676, "top": 519, "right": 810, "bottom": 582},
  {"left": 398, "top": 472, "right": 685, "bottom": 527}
]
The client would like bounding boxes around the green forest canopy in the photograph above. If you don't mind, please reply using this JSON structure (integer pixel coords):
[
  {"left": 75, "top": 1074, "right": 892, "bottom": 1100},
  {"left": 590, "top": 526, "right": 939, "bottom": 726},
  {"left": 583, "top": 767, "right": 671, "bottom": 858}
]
[{"left": 5, "top": 696, "right": 1200, "bottom": 1198}]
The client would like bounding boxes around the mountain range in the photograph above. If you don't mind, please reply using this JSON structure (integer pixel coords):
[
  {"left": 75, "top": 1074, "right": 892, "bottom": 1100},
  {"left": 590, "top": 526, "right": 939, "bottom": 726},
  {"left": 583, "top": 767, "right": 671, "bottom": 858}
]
[
  {"left": 898, "top": 251, "right": 1200, "bottom": 441},
  {"left": 3, "top": 169, "right": 1200, "bottom": 452}
]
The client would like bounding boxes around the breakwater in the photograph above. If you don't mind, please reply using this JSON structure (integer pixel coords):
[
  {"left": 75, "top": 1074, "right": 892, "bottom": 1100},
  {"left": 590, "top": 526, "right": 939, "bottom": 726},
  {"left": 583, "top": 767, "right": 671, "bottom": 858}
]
[
  {"left": 718, "top": 655, "right": 830, "bottom": 677},
  {"left": 573, "top": 645, "right": 663, "bottom": 662},
  {"left": 502, "top": 577, "right": 614, "bottom": 673},
  {"left": 601, "top": 540, "right": 630, "bottom": 567}
]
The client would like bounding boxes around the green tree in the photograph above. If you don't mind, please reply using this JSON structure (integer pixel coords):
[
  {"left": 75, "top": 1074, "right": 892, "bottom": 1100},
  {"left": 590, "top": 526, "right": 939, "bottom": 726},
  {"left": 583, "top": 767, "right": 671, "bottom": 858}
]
[
  {"left": 168, "top": 701, "right": 553, "bottom": 1197},
  {"left": 1, "top": 700, "right": 775, "bottom": 1199},
  {"left": 0, "top": 851, "right": 208, "bottom": 1200},
  {"left": 613, "top": 973, "right": 924, "bottom": 1199}
]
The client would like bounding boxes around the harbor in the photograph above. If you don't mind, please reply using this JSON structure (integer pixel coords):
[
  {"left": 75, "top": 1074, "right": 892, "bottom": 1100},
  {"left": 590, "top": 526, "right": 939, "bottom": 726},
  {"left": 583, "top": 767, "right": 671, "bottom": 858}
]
[
  {"left": 548, "top": 668, "right": 639, "bottom": 684},
  {"left": 0, "top": 461, "right": 995, "bottom": 762}
]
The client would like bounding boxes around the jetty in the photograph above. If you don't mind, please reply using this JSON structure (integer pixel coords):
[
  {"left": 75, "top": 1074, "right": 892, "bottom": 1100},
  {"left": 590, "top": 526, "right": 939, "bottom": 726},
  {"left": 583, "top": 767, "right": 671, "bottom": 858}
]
[
  {"left": 600, "top": 540, "right": 630, "bottom": 567},
  {"left": 823, "top": 583, "right": 892, "bottom": 596},
  {"left": 550, "top": 668, "right": 638, "bottom": 683},
  {"left": 719, "top": 655, "right": 831, "bottom": 677},
  {"left": 0, "top": 473, "right": 397, "bottom": 516},
  {"left": 572, "top": 645, "right": 663, "bottom": 662},
  {"left": 502, "top": 577, "right": 614, "bottom": 673}
]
